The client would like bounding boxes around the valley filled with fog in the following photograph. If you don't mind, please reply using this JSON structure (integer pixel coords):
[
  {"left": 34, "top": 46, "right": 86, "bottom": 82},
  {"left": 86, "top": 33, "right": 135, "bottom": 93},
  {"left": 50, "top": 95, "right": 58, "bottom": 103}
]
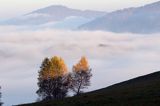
[{"left": 0, "top": 26, "right": 160, "bottom": 105}]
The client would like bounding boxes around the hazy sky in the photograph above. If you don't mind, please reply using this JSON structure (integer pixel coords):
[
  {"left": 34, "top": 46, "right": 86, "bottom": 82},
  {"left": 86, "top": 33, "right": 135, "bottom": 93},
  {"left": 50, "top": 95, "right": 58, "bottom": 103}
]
[{"left": 0, "top": 0, "right": 159, "bottom": 20}]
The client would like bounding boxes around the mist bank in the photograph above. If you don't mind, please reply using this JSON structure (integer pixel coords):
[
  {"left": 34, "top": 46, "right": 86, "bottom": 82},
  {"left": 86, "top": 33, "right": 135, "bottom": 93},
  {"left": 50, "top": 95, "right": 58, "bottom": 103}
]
[{"left": 0, "top": 26, "right": 160, "bottom": 105}]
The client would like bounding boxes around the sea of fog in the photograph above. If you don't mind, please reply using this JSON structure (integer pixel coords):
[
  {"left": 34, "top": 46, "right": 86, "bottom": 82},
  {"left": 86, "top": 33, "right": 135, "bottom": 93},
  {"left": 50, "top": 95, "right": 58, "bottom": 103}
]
[{"left": 0, "top": 26, "right": 160, "bottom": 106}]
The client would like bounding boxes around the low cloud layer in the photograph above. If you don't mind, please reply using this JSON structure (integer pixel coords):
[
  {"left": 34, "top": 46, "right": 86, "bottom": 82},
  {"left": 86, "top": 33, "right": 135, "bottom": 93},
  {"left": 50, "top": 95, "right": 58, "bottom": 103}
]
[{"left": 0, "top": 26, "right": 160, "bottom": 105}]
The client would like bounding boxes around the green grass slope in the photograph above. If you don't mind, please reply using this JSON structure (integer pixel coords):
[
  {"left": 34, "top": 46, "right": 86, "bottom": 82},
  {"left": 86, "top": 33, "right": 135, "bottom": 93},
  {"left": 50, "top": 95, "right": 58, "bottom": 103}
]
[{"left": 18, "top": 71, "right": 160, "bottom": 106}]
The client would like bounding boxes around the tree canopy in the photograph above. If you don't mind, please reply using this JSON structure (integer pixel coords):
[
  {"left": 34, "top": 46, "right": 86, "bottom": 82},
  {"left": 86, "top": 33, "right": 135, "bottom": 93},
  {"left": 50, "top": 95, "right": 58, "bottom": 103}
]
[
  {"left": 73, "top": 56, "right": 89, "bottom": 72},
  {"left": 39, "top": 56, "right": 68, "bottom": 80}
]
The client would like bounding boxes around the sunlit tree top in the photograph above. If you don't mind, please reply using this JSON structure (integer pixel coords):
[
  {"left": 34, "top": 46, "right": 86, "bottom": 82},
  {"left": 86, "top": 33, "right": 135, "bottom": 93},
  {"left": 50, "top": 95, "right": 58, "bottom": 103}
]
[
  {"left": 39, "top": 56, "right": 68, "bottom": 80},
  {"left": 73, "top": 56, "right": 89, "bottom": 72}
]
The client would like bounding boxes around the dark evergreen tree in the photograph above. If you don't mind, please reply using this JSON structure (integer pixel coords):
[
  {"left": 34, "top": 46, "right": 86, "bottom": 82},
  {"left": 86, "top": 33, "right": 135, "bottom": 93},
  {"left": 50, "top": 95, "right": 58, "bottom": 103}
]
[{"left": 0, "top": 86, "right": 3, "bottom": 106}]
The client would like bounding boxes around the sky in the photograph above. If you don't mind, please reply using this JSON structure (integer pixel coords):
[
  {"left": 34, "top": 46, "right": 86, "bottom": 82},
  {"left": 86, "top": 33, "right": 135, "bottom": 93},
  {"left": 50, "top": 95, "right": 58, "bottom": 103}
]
[{"left": 0, "top": 0, "right": 160, "bottom": 20}]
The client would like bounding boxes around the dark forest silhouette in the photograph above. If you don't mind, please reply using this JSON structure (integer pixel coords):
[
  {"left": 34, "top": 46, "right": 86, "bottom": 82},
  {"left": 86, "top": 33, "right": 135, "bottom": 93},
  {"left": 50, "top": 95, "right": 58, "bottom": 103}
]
[{"left": 0, "top": 86, "right": 2, "bottom": 106}]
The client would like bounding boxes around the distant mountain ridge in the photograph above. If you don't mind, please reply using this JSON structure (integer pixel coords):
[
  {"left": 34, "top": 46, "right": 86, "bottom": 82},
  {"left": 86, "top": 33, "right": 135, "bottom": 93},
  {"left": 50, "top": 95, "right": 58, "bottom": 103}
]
[
  {"left": 1, "top": 1, "right": 160, "bottom": 33},
  {"left": 2, "top": 5, "right": 106, "bottom": 28},
  {"left": 30, "top": 5, "right": 106, "bottom": 19},
  {"left": 79, "top": 1, "right": 160, "bottom": 33}
]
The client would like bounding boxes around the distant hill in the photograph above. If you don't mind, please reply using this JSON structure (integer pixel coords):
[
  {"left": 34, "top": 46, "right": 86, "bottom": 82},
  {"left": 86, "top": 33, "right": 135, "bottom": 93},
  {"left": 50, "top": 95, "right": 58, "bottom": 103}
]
[
  {"left": 79, "top": 1, "right": 160, "bottom": 34},
  {"left": 2, "top": 5, "right": 106, "bottom": 29},
  {"left": 2, "top": 1, "right": 160, "bottom": 33},
  {"left": 18, "top": 71, "right": 160, "bottom": 106}
]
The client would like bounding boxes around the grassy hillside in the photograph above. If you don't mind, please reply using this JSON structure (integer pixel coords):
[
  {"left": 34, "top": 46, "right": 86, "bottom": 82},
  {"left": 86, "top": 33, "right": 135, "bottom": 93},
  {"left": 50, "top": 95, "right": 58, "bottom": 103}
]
[{"left": 18, "top": 71, "right": 160, "bottom": 106}]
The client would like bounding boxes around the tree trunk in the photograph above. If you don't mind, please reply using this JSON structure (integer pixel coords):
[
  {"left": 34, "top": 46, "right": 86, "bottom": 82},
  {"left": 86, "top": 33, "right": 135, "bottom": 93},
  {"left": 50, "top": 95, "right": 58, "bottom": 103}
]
[{"left": 77, "top": 75, "right": 82, "bottom": 95}]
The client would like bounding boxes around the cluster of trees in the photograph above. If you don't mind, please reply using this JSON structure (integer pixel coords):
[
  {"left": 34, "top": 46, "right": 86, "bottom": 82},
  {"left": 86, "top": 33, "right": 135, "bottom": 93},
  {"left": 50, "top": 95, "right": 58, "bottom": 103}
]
[{"left": 36, "top": 56, "right": 92, "bottom": 101}]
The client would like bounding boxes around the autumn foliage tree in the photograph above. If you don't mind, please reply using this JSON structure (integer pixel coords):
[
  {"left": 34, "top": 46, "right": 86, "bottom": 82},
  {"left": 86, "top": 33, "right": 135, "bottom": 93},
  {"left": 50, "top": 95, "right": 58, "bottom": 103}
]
[
  {"left": 70, "top": 56, "right": 92, "bottom": 95},
  {"left": 37, "top": 56, "right": 70, "bottom": 101},
  {"left": 37, "top": 56, "right": 92, "bottom": 101}
]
